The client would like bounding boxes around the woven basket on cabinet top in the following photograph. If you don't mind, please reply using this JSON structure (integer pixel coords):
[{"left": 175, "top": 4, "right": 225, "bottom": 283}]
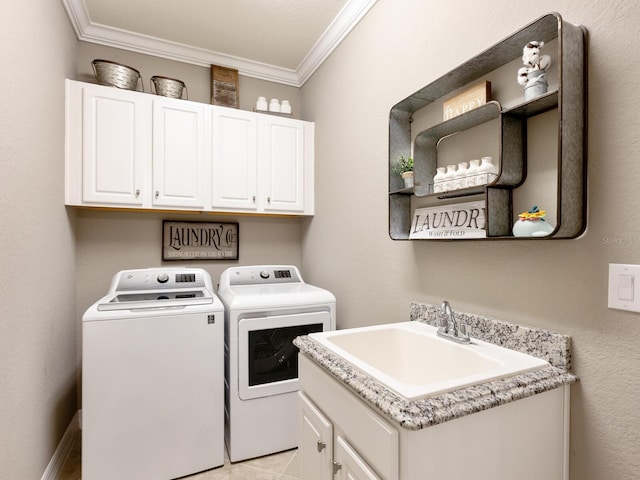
[
  {"left": 91, "top": 59, "right": 142, "bottom": 91},
  {"left": 150, "top": 76, "right": 187, "bottom": 99}
]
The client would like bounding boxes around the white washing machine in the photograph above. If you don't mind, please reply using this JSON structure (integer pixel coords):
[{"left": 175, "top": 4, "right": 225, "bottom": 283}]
[
  {"left": 82, "top": 268, "right": 225, "bottom": 480},
  {"left": 218, "top": 265, "right": 336, "bottom": 462}
]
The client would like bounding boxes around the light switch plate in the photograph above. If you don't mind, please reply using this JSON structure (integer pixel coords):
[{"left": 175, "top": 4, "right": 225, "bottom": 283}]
[{"left": 608, "top": 263, "right": 640, "bottom": 312}]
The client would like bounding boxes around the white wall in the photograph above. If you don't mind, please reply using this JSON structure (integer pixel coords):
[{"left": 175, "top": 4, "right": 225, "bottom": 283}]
[
  {"left": 0, "top": 0, "right": 78, "bottom": 477},
  {"left": 300, "top": 1, "right": 640, "bottom": 479}
]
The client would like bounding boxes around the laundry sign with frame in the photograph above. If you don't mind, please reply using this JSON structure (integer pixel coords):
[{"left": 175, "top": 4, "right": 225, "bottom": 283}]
[
  {"left": 162, "top": 221, "right": 239, "bottom": 260},
  {"left": 410, "top": 201, "right": 487, "bottom": 239}
]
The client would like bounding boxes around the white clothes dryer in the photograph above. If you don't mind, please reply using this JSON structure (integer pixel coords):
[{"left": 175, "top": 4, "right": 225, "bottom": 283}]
[
  {"left": 218, "top": 265, "right": 336, "bottom": 462},
  {"left": 82, "top": 268, "right": 225, "bottom": 480}
]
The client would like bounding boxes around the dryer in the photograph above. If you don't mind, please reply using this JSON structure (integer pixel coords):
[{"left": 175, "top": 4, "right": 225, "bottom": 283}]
[
  {"left": 218, "top": 265, "right": 336, "bottom": 462},
  {"left": 82, "top": 267, "right": 224, "bottom": 480}
]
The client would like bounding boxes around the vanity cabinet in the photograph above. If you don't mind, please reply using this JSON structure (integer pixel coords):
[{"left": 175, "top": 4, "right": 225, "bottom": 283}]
[
  {"left": 299, "top": 391, "right": 395, "bottom": 480},
  {"left": 299, "top": 356, "right": 398, "bottom": 480},
  {"left": 389, "top": 13, "right": 586, "bottom": 239},
  {"left": 300, "top": 391, "right": 387, "bottom": 480},
  {"left": 299, "top": 354, "right": 569, "bottom": 480},
  {"left": 66, "top": 80, "right": 314, "bottom": 215}
]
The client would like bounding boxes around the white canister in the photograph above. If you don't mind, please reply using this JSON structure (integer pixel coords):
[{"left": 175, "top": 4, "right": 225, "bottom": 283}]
[
  {"left": 466, "top": 159, "right": 480, "bottom": 187},
  {"left": 454, "top": 161, "right": 468, "bottom": 190},
  {"left": 269, "top": 98, "right": 281, "bottom": 112},
  {"left": 444, "top": 164, "right": 457, "bottom": 191},
  {"left": 478, "top": 156, "right": 498, "bottom": 185},
  {"left": 280, "top": 100, "right": 292, "bottom": 114},
  {"left": 256, "top": 96, "right": 268, "bottom": 111},
  {"left": 433, "top": 167, "right": 446, "bottom": 193}
]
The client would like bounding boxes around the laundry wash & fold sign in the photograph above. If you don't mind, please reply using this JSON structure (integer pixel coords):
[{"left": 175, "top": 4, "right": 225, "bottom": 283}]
[{"left": 410, "top": 201, "right": 486, "bottom": 239}]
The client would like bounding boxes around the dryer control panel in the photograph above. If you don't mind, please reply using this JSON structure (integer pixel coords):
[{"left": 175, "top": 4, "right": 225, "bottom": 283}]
[{"left": 225, "top": 266, "right": 302, "bottom": 286}]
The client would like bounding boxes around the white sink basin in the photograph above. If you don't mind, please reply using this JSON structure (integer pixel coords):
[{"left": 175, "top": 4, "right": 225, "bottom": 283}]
[{"left": 309, "top": 321, "right": 549, "bottom": 401}]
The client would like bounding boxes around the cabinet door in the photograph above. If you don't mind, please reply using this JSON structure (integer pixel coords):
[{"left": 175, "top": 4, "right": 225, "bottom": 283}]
[
  {"left": 298, "top": 392, "right": 333, "bottom": 480},
  {"left": 211, "top": 107, "right": 257, "bottom": 210},
  {"left": 261, "top": 116, "right": 305, "bottom": 213},
  {"left": 335, "top": 436, "right": 381, "bottom": 480},
  {"left": 81, "top": 84, "right": 148, "bottom": 205},
  {"left": 152, "top": 99, "right": 208, "bottom": 208}
]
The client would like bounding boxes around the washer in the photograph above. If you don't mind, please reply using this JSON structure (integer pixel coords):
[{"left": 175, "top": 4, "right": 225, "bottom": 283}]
[
  {"left": 82, "top": 268, "right": 224, "bottom": 480},
  {"left": 218, "top": 265, "right": 336, "bottom": 462}
]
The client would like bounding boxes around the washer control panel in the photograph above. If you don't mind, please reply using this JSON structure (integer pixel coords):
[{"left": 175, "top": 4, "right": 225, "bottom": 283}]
[
  {"left": 226, "top": 266, "right": 302, "bottom": 286},
  {"left": 114, "top": 268, "right": 206, "bottom": 291}
]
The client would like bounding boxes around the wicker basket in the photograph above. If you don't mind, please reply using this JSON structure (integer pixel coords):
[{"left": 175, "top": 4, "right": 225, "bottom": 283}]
[
  {"left": 91, "top": 59, "right": 142, "bottom": 91},
  {"left": 150, "top": 76, "right": 188, "bottom": 99}
]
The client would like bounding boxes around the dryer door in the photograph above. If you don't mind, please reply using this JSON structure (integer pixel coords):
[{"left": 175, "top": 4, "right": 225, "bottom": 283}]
[{"left": 238, "top": 311, "right": 330, "bottom": 400}]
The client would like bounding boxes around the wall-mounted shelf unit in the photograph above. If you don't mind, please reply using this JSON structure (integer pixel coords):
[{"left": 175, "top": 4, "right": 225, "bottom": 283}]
[{"left": 388, "top": 12, "right": 586, "bottom": 240}]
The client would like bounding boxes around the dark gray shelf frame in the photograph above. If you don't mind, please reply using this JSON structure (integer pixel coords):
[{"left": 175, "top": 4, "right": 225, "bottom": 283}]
[{"left": 388, "top": 12, "right": 587, "bottom": 240}]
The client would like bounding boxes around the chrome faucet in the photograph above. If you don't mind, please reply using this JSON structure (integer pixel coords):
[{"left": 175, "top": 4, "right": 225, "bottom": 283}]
[{"left": 438, "top": 300, "right": 471, "bottom": 344}]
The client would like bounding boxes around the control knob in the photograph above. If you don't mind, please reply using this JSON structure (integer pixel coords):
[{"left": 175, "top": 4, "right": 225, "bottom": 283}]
[
  {"left": 260, "top": 270, "right": 270, "bottom": 279},
  {"left": 157, "top": 273, "right": 169, "bottom": 283}
]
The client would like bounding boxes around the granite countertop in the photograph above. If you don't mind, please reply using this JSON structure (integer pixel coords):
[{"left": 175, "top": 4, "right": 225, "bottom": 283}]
[{"left": 294, "top": 302, "right": 578, "bottom": 431}]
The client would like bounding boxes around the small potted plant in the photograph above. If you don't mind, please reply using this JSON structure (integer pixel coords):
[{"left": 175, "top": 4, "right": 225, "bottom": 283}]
[{"left": 393, "top": 156, "right": 414, "bottom": 189}]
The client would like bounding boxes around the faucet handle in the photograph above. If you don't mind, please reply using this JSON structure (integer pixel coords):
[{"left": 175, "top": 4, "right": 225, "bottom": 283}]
[{"left": 458, "top": 323, "right": 470, "bottom": 340}]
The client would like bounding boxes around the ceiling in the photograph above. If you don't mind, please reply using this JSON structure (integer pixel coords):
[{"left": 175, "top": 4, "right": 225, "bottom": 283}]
[{"left": 62, "top": 0, "right": 378, "bottom": 86}]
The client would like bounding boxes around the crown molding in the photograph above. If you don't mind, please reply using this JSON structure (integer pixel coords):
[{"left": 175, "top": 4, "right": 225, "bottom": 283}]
[
  {"left": 62, "top": 0, "right": 377, "bottom": 87},
  {"left": 296, "top": 0, "right": 377, "bottom": 85}
]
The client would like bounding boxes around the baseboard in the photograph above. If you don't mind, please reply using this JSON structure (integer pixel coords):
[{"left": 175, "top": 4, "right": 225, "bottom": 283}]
[{"left": 41, "top": 410, "right": 80, "bottom": 480}]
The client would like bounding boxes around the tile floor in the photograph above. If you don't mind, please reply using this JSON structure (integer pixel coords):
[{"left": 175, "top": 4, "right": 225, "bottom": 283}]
[{"left": 59, "top": 433, "right": 299, "bottom": 479}]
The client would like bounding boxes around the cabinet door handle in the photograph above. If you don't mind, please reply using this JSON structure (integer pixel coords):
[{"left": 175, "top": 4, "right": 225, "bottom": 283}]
[
  {"left": 267, "top": 196, "right": 271, "bottom": 204},
  {"left": 332, "top": 461, "right": 342, "bottom": 474},
  {"left": 252, "top": 196, "right": 256, "bottom": 203},
  {"left": 155, "top": 190, "right": 159, "bottom": 198},
  {"left": 135, "top": 189, "right": 140, "bottom": 197},
  {"left": 316, "top": 440, "right": 326, "bottom": 452}
]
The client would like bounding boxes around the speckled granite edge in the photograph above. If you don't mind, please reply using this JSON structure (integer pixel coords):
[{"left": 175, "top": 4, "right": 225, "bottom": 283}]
[
  {"left": 294, "top": 305, "right": 578, "bottom": 431},
  {"left": 410, "top": 302, "right": 572, "bottom": 370}
]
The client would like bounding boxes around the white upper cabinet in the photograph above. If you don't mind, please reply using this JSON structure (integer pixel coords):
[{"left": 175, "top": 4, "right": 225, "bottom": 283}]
[
  {"left": 66, "top": 80, "right": 314, "bottom": 216},
  {"left": 261, "top": 115, "right": 307, "bottom": 213},
  {"left": 211, "top": 106, "right": 314, "bottom": 215},
  {"left": 211, "top": 107, "right": 258, "bottom": 211},
  {"left": 73, "top": 82, "right": 149, "bottom": 206},
  {"left": 152, "top": 99, "right": 209, "bottom": 209}
]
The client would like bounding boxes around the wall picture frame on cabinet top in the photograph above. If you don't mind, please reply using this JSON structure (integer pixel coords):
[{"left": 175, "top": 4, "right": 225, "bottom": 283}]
[
  {"left": 162, "top": 221, "right": 239, "bottom": 261},
  {"left": 211, "top": 65, "right": 239, "bottom": 108}
]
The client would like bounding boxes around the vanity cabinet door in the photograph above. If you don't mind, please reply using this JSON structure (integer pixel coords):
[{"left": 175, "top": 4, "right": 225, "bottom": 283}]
[
  {"left": 298, "top": 392, "right": 333, "bottom": 480},
  {"left": 335, "top": 435, "right": 381, "bottom": 480}
]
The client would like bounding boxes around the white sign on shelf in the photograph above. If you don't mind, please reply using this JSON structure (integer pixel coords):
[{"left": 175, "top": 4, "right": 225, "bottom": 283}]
[{"left": 410, "top": 201, "right": 487, "bottom": 239}]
